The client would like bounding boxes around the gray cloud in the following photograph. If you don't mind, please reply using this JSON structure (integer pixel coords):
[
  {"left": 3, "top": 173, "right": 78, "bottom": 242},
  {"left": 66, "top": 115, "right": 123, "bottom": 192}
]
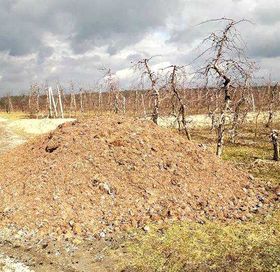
[
  {"left": 0, "top": 0, "right": 183, "bottom": 56},
  {"left": 247, "top": 25, "right": 280, "bottom": 58},
  {"left": 253, "top": 0, "right": 280, "bottom": 25},
  {"left": 0, "top": 0, "right": 279, "bottom": 93}
]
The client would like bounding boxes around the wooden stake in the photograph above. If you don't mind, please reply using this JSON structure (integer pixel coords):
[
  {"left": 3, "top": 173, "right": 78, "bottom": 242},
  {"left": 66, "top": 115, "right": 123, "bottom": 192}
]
[
  {"left": 57, "top": 85, "right": 64, "bottom": 118},
  {"left": 48, "top": 87, "right": 53, "bottom": 118}
]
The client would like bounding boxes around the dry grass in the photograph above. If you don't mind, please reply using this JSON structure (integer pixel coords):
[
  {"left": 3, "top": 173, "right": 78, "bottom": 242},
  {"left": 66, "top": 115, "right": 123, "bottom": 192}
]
[
  {"left": 118, "top": 213, "right": 280, "bottom": 272},
  {"left": 0, "top": 111, "right": 29, "bottom": 120}
]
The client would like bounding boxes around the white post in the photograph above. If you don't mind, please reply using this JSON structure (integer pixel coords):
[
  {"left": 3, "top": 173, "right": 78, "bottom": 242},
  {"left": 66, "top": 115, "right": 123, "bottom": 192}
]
[
  {"left": 48, "top": 87, "right": 53, "bottom": 118},
  {"left": 57, "top": 85, "right": 64, "bottom": 118},
  {"left": 49, "top": 87, "right": 58, "bottom": 118},
  {"left": 123, "top": 95, "right": 126, "bottom": 114}
]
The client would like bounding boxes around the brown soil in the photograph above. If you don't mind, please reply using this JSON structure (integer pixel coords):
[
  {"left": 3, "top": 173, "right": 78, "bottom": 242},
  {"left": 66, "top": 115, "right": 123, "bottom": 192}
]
[{"left": 0, "top": 116, "right": 271, "bottom": 238}]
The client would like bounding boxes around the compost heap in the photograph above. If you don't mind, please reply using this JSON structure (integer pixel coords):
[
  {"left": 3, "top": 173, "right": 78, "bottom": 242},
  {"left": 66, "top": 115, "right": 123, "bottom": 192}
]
[{"left": 0, "top": 116, "right": 270, "bottom": 237}]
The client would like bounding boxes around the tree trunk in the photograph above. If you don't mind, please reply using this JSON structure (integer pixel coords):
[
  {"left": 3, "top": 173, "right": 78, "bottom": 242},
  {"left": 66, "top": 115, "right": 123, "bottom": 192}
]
[
  {"left": 152, "top": 86, "right": 159, "bottom": 124},
  {"left": 216, "top": 86, "right": 231, "bottom": 157},
  {"left": 143, "top": 59, "right": 159, "bottom": 125},
  {"left": 180, "top": 104, "right": 191, "bottom": 140},
  {"left": 170, "top": 66, "right": 191, "bottom": 140},
  {"left": 216, "top": 114, "right": 225, "bottom": 157},
  {"left": 254, "top": 110, "right": 261, "bottom": 140},
  {"left": 230, "top": 97, "right": 245, "bottom": 143},
  {"left": 141, "top": 93, "right": 146, "bottom": 117},
  {"left": 80, "top": 91, "right": 84, "bottom": 113},
  {"left": 271, "top": 130, "right": 279, "bottom": 161},
  {"left": 266, "top": 83, "right": 278, "bottom": 128}
]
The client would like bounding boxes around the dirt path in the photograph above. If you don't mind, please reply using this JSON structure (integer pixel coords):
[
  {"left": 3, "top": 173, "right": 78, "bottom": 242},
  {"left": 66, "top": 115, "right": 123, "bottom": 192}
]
[
  {"left": 157, "top": 111, "right": 280, "bottom": 129},
  {"left": 0, "top": 117, "right": 75, "bottom": 154},
  {"left": 0, "top": 118, "right": 26, "bottom": 154},
  {"left": 6, "top": 118, "right": 75, "bottom": 135}
]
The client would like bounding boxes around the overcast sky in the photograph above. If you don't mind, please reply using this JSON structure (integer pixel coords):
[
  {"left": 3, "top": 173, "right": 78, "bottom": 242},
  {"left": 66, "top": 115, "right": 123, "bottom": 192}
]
[{"left": 0, "top": 0, "right": 279, "bottom": 94}]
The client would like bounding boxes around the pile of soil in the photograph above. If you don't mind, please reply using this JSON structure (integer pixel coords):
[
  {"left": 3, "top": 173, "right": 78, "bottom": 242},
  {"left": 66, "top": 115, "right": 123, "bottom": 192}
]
[{"left": 0, "top": 116, "right": 272, "bottom": 237}]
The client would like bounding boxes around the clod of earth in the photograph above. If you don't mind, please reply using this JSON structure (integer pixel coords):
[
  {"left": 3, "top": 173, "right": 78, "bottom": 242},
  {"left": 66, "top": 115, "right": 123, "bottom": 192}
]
[{"left": 0, "top": 116, "right": 275, "bottom": 238}]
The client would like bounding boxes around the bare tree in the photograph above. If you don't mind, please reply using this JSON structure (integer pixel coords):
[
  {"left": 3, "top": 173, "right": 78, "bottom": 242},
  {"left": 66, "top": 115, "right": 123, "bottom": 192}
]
[
  {"left": 28, "top": 84, "right": 40, "bottom": 118},
  {"left": 253, "top": 86, "right": 264, "bottom": 140},
  {"left": 266, "top": 82, "right": 279, "bottom": 128},
  {"left": 165, "top": 65, "right": 191, "bottom": 140},
  {"left": 141, "top": 93, "right": 147, "bottom": 117},
  {"left": 79, "top": 88, "right": 84, "bottom": 113},
  {"left": 70, "top": 93, "right": 77, "bottom": 115},
  {"left": 69, "top": 82, "right": 77, "bottom": 116},
  {"left": 206, "top": 88, "right": 222, "bottom": 131},
  {"left": 98, "top": 87, "right": 103, "bottom": 111},
  {"left": 100, "top": 68, "right": 122, "bottom": 114},
  {"left": 196, "top": 18, "right": 255, "bottom": 156},
  {"left": 229, "top": 77, "right": 252, "bottom": 143},
  {"left": 134, "top": 57, "right": 160, "bottom": 124},
  {"left": 6, "top": 94, "right": 13, "bottom": 113}
]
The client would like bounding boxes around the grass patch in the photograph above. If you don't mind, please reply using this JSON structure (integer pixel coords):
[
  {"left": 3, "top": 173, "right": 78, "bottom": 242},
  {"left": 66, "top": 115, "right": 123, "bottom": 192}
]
[
  {"left": 222, "top": 145, "right": 270, "bottom": 163},
  {"left": 252, "top": 162, "right": 280, "bottom": 185},
  {"left": 222, "top": 142, "right": 280, "bottom": 185},
  {"left": 118, "top": 213, "right": 280, "bottom": 272},
  {"left": 0, "top": 111, "right": 28, "bottom": 120}
]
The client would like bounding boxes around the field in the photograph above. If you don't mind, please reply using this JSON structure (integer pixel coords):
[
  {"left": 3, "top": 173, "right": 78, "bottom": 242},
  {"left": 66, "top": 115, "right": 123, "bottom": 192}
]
[{"left": 0, "top": 110, "right": 279, "bottom": 272}]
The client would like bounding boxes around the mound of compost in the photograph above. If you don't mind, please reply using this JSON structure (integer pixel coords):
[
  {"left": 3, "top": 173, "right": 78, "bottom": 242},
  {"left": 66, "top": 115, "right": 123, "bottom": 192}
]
[{"left": 0, "top": 116, "right": 269, "bottom": 237}]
